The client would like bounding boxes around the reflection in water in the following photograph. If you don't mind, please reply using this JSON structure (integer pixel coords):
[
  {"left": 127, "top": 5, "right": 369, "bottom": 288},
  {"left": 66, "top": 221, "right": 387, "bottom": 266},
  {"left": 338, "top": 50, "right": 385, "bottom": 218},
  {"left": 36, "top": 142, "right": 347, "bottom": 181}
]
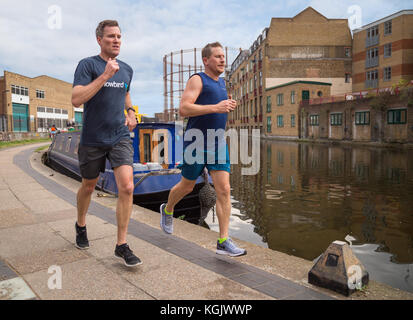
[{"left": 208, "top": 140, "right": 413, "bottom": 293}]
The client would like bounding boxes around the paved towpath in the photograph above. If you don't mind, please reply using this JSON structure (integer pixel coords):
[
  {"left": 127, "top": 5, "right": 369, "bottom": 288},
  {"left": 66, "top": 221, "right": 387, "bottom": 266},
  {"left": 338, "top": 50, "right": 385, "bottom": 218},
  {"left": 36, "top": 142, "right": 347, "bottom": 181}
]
[{"left": 0, "top": 143, "right": 412, "bottom": 301}]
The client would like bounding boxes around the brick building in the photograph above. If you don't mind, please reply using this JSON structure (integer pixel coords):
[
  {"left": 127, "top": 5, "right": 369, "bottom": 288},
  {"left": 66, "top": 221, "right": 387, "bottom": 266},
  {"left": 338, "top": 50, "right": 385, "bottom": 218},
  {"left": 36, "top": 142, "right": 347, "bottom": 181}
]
[
  {"left": 227, "top": 7, "right": 352, "bottom": 135},
  {"left": 352, "top": 10, "right": 413, "bottom": 94},
  {"left": 0, "top": 71, "right": 83, "bottom": 133},
  {"left": 265, "top": 81, "right": 331, "bottom": 138}
]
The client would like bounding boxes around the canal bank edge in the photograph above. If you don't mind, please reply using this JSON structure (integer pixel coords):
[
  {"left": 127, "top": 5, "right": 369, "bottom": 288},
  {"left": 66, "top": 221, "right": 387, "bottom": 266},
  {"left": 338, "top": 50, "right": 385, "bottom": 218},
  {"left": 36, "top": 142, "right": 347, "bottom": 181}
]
[
  {"left": 27, "top": 146, "right": 413, "bottom": 300},
  {"left": 261, "top": 134, "right": 413, "bottom": 150}
]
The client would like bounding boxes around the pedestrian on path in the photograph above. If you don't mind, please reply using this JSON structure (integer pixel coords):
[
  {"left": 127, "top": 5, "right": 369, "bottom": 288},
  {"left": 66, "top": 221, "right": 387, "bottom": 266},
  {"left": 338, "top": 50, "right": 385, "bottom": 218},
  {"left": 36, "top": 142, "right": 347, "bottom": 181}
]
[
  {"left": 160, "top": 42, "right": 246, "bottom": 257},
  {"left": 71, "top": 20, "right": 141, "bottom": 267}
]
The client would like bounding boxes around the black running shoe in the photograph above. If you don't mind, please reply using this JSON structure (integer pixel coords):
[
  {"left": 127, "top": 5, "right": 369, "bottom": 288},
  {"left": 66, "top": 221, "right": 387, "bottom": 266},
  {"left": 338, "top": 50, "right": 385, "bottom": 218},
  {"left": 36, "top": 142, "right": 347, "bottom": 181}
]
[
  {"left": 114, "top": 244, "right": 142, "bottom": 267},
  {"left": 75, "top": 222, "right": 89, "bottom": 250}
]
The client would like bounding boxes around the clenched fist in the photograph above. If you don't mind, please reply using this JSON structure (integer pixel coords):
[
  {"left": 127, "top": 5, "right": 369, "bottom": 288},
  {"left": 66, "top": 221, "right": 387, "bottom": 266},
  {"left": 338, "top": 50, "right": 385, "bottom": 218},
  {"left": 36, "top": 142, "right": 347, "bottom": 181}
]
[
  {"left": 215, "top": 99, "right": 237, "bottom": 113},
  {"left": 103, "top": 58, "right": 120, "bottom": 80}
]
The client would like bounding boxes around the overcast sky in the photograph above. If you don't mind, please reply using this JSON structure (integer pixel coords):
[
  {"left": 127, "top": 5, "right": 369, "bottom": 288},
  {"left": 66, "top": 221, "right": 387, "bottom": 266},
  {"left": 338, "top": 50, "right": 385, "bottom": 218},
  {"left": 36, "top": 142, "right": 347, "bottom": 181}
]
[{"left": 0, "top": 0, "right": 411, "bottom": 116}]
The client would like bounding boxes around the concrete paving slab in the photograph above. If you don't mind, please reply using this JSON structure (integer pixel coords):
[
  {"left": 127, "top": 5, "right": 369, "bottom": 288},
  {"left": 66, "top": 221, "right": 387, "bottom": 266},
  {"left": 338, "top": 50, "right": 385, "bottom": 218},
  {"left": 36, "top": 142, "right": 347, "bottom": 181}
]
[
  {"left": 0, "top": 277, "right": 37, "bottom": 300},
  {"left": 0, "top": 208, "right": 37, "bottom": 229},
  {"left": 2, "top": 176, "right": 37, "bottom": 186},
  {"left": 31, "top": 209, "right": 77, "bottom": 224},
  {"left": 25, "top": 198, "right": 74, "bottom": 213},
  {"left": 178, "top": 278, "right": 274, "bottom": 300},
  {"left": 9, "top": 182, "right": 47, "bottom": 193},
  {"left": 100, "top": 253, "right": 230, "bottom": 300},
  {"left": 12, "top": 189, "right": 59, "bottom": 202},
  {"left": 0, "top": 189, "right": 25, "bottom": 210},
  {"left": 47, "top": 215, "right": 117, "bottom": 244},
  {"left": 23, "top": 258, "right": 154, "bottom": 300},
  {"left": 0, "top": 223, "right": 70, "bottom": 259},
  {"left": 8, "top": 244, "right": 89, "bottom": 275}
]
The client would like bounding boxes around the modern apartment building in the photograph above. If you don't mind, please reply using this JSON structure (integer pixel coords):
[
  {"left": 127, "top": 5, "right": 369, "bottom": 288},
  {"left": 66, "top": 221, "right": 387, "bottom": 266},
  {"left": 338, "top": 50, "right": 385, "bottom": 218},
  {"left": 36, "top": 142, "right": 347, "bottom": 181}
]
[
  {"left": 0, "top": 71, "right": 82, "bottom": 133},
  {"left": 352, "top": 10, "right": 413, "bottom": 93},
  {"left": 227, "top": 7, "right": 353, "bottom": 137}
]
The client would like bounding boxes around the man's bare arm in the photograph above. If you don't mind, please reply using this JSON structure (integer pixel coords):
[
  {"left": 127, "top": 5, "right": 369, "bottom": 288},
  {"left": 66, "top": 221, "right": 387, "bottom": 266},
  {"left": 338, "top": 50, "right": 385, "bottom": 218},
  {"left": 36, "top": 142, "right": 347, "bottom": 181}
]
[
  {"left": 179, "top": 75, "right": 236, "bottom": 117},
  {"left": 124, "top": 92, "right": 137, "bottom": 131},
  {"left": 71, "top": 58, "right": 119, "bottom": 108}
]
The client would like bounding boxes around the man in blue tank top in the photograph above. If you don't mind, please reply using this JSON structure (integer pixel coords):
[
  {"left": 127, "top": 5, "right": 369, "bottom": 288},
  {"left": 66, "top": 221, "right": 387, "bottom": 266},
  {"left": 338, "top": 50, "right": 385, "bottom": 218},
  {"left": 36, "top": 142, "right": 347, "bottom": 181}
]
[
  {"left": 71, "top": 20, "right": 141, "bottom": 267},
  {"left": 160, "top": 42, "right": 246, "bottom": 257}
]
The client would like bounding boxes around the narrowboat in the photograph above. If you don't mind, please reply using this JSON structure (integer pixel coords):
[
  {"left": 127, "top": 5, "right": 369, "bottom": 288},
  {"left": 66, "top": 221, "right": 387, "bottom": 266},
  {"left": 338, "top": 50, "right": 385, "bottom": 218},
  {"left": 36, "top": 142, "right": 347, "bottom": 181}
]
[{"left": 42, "top": 122, "right": 215, "bottom": 225}]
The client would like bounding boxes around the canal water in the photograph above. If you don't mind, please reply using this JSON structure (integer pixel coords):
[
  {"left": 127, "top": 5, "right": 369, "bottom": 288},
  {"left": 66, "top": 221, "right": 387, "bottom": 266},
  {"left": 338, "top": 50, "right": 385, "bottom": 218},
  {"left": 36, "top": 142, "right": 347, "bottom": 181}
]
[{"left": 204, "top": 140, "right": 413, "bottom": 293}]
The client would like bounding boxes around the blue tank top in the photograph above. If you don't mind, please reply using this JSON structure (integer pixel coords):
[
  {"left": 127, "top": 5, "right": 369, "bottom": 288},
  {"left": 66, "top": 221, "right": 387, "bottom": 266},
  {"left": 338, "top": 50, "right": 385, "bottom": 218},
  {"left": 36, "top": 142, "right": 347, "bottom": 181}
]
[{"left": 184, "top": 72, "right": 228, "bottom": 150}]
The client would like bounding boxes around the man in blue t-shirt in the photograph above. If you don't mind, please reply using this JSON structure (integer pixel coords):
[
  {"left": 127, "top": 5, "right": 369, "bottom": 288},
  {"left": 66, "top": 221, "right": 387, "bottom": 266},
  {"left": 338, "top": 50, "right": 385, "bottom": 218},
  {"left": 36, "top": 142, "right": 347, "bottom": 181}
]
[
  {"left": 71, "top": 20, "right": 141, "bottom": 267},
  {"left": 160, "top": 42, "right": 247, "bottom": 257}
]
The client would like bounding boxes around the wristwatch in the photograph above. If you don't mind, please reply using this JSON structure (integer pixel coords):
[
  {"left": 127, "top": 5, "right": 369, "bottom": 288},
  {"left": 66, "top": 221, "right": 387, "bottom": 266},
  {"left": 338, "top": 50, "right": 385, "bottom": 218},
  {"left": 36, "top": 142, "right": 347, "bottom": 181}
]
[{"left": 126, "top": 107, "right": 135, "bottom": 113}]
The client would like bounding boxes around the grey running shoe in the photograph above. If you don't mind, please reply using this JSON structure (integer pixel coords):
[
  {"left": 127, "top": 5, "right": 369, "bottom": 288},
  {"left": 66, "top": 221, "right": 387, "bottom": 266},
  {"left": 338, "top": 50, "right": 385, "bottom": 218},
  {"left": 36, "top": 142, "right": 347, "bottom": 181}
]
[
  {"left": 75, "top": 222, "right": 89, "bottom": 250},
  {"left": 114, "top": 244, "right": 142, "bottom": 267},
  {"left": 216, "top": 238, "right": 247, "bottom": 257},
  {"left": 160, "top": 203, "right": 173, "bottom": 234}
]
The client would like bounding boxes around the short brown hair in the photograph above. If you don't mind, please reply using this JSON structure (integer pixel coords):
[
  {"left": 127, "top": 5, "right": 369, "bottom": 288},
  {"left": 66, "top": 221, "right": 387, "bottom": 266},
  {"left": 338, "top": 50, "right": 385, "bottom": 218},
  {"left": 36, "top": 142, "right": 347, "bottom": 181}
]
[
  {"left": 96, "top": 20, "right": 121, "bottom": 38},
  {"left": 202, "top": 42, "right": 223, "bottom": 59}
]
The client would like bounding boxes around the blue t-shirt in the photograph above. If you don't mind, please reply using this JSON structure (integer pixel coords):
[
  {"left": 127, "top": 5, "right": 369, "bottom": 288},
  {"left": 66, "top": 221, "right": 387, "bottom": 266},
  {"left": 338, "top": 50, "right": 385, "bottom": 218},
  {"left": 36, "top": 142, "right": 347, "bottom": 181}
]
[
  {"left": 73, "top": 55, "right": 133, "bottom": 147},
  {"left": 184, "top": 72, "right": 228, "bottom": 151}
]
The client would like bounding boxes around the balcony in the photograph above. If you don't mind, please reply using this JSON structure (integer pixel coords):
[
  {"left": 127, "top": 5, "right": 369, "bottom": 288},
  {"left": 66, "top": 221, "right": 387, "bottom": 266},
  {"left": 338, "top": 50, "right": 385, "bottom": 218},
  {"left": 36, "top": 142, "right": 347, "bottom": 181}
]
[
  {"left": 365, "top": 57, "right": 379, "bottom": 69},
  {"left": 365, "top": 35, "right": 379, "bottom": 48}
]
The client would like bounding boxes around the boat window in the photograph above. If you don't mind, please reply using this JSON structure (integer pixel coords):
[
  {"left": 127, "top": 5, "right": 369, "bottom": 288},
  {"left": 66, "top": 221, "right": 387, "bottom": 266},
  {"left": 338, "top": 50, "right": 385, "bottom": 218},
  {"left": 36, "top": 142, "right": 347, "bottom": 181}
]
[
  {"left": 74, "top": 135, "right": 80, "bottom": 154},
  {"left": 143, "top": 134, "right": 151, "bottom": 163},
  {"left": 65, "top": 136, "right": 72, "bottom": 153},
  {"left": 159, "top": 135, "right": 165, "bottom": 159}
]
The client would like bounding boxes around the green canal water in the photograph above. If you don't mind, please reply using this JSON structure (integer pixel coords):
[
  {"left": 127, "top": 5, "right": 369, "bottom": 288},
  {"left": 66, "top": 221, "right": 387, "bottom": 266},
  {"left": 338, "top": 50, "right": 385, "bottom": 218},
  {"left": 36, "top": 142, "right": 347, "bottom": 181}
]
[{"left": 205, "top": 140, "right": 413, "bottom": 293}]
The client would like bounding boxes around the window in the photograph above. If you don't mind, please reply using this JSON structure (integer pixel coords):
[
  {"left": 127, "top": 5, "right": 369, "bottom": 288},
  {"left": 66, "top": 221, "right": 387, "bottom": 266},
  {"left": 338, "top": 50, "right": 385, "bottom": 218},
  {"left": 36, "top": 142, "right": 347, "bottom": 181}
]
[
  {"left": 345, "top": 73, "right": 351, "bottom": 83},
  {"left": 384, "top": 43, "right": 392, "bottom": 58},
  {"left": 267, "top": 117, "right": 272, "bottom": 132},
  {"left": 366, "top": 47, "right": 379, "bottom": 60},
  {"left": 291, "top": 91, "right": 295, "bottom": 104},
  {"left": 367, "top": 25, "right": 379, "bottom": 38},
  {"left": 388, "top": 109, "right": 407, "bottom": 124},
  {"left": 266, "top": 96, "right": 271, "bottom": 112},
  {"left": 54, "top": 108, "right": 62, "bottom": 114},
  {"left": 344, "top": 47, "right": 351, "bottom": 57},
  {"left": 384, "top": 67, "right": 392, "bottom": 81},
  {"left": 291, "top": 114, "right": 295, "bottom": 127},
  {"left": 62, "top": 109, "right": 68, "bottom": 115},
  {"left": 36, "top": 90, "right": 45, "bottom": 99},
  {"left": 384, "top": 20, "right": 392, "bottom": 35},
  {"left": 277, "top": 115, "right": 284, "bottom": 127},
  {"left": 37, "top": 107, "right": 45, "bottom": 113},
  {"left": 11, "top": 85, "right": 28, "bottom": 96},
  {"left": 355, "top": 111, "right": 370, "bottom": 125},
  {"left": 310, "top": 115, "right": 319, "bottom": 126},
  {"left": 330, "top": 113, "right": 343, "bottom": 126},
  {"left": 276, "top": 93, "right": 284, "bottom": 106},
  {"left": 46, "top": 108, "right": 54, "bottom": 113}
]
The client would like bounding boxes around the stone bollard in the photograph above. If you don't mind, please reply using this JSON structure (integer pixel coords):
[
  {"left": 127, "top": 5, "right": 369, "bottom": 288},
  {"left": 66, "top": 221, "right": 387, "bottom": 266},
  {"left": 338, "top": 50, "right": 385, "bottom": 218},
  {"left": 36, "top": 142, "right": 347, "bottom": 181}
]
[{"left": 308, "top": 240, "right": 369, "bottom": 296}]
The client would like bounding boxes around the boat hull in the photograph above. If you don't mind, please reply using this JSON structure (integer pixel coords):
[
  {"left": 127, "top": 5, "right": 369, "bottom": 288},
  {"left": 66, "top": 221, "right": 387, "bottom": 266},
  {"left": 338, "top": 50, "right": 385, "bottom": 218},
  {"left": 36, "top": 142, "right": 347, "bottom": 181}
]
[{"left": 45, "top": 129, "right": 212, "bottom": 225}]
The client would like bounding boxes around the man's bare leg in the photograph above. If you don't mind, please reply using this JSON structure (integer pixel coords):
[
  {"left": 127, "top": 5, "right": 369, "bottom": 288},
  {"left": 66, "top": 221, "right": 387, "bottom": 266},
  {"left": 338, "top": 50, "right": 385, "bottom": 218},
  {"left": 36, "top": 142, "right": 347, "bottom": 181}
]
[
  {"left": 209, "top": 170, "right": 231, "bottom": 239},
  {"left": 113, "top": 165, "right": 134, "bottom": 245},
  {"left": 77, "top": 177, "right": 99, "bottom": 227},
  {"left": 165, "top": 176, "right": 197, "bottom": 213}
]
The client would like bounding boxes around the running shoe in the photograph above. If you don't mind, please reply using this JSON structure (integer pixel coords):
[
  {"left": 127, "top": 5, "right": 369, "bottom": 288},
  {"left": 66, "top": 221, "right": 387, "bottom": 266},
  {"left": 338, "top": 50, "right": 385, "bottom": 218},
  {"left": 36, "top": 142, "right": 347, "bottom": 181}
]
[
  {"left": 216, "top": 238, "right": 247, "bottom": 257},
  {"left": 114, "top": 243, "right": 142, "bottom": 267},
  {"left": 75, "top": 222, "right": 89, "bottom": 250},
  {"left": 160, "top": 203, "right": 173, "bottom": 234}
]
